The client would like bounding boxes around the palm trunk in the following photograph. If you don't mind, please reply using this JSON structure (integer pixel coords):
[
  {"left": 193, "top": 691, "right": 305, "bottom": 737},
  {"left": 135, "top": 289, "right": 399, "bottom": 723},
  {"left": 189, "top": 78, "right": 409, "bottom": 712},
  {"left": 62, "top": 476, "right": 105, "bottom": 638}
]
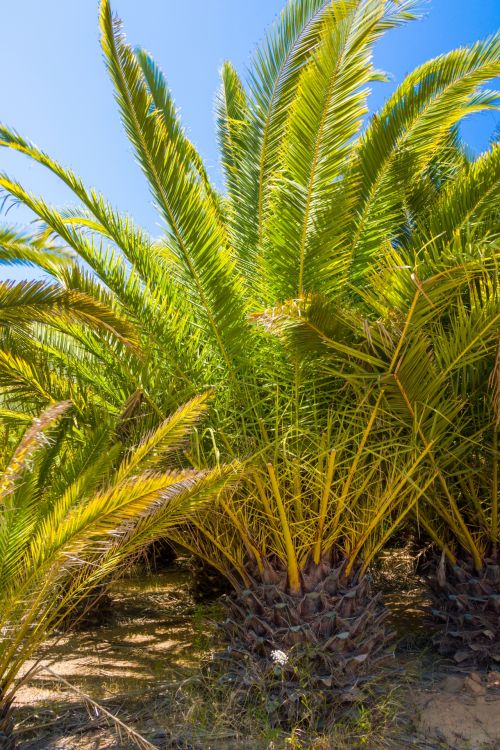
[
  {"left": 427, "top": 554, "right": 500, "bottom": 666},
  {"left": 212, "top": 557, "right": 393, "bottom": 728},
  {"left": 0, "top": 693, "right": 16, "bottom": 750}
]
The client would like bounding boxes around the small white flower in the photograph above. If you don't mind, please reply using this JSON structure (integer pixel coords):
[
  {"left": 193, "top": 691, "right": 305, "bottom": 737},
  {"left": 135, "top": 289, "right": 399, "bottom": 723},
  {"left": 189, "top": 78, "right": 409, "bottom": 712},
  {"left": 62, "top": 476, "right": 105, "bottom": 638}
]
[{"left": 271, "top": 649, "right": 288, "bottom": 666}]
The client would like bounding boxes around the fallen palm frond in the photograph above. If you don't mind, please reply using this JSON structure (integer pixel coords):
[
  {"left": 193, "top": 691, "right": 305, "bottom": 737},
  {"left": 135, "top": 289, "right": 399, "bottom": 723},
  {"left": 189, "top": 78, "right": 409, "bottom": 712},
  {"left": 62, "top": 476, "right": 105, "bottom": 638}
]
[{"left": 42, "top": 667, "right": 158, "bottom": 750}]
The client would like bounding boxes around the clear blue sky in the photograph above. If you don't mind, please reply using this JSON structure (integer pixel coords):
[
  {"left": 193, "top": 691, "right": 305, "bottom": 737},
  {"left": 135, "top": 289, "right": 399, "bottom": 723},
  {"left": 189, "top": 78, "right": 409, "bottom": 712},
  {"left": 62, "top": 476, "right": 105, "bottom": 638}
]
[{"left": 1, "top": 0, "right": 499, "bottom": 279}]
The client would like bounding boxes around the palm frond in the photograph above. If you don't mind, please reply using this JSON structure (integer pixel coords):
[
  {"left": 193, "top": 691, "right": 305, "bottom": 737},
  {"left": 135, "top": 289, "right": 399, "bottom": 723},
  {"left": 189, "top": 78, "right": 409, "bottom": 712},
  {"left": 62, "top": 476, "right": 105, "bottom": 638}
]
[
  {"left": 264, "top": 0, "right": 393, "bottom": 298},
  {"left": 0, "top": 403, "right": 235, "bottom": 706},
  {"left": 99, "top": 0, "right": 250, "bottom": 372},
  {"left": 328, "top": 35, "right": 500, "bottom": 289},
  {"left": 0, "top": 225, "right": 71, "bottom": 273}
]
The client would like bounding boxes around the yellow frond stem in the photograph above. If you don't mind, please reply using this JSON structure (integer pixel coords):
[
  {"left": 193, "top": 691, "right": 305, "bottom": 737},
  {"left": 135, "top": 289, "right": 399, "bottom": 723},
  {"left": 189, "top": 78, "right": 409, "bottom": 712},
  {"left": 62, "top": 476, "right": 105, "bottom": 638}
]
[
  {"left": 360, "top": 471, "right": 439, "bottom": 577},
  {"left": 331, "top": 390, "right": 383, "bottom": 536},
  {"left": 218, "top": 495, "right": 264, "bottom": 574},
  {"left": 266, "top": 463, "right": 301, "bottom": 594},
  {"left": 313, "top": 449, "right": 336, "bottom": 565}
]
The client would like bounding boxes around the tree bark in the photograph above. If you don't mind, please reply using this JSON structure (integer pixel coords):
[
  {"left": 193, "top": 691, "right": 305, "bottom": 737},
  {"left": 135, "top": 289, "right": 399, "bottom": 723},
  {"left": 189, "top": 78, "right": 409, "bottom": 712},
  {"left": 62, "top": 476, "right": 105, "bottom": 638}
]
[
  {"left": 212, "top": 558, "right": 393, "bottom": 728},
  {"left": 428, "top": 554, "right": 500, "bottom": 666}
]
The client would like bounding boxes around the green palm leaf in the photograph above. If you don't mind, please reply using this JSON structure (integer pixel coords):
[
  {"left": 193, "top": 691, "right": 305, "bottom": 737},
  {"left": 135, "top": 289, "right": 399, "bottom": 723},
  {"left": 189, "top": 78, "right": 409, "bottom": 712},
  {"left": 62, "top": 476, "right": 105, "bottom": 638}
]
[
  {"left": 0, "top": 401, "right": 236, "bottom": 711},
  {"left": 100, "top": 0, "right": 250, "bottom": 372}
]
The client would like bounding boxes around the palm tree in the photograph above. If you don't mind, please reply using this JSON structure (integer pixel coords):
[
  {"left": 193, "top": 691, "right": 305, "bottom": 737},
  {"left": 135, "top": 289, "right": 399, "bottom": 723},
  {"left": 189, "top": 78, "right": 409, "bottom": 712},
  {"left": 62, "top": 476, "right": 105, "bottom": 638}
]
[
  {"left": 270, "top": 210, "right": 499, "bottom": 665},
  {"left": 0, "top": 0, "right": 499, "bottom": 719},
  {"left": 0, "top": 396, "right": 234, "bottom": 748}
]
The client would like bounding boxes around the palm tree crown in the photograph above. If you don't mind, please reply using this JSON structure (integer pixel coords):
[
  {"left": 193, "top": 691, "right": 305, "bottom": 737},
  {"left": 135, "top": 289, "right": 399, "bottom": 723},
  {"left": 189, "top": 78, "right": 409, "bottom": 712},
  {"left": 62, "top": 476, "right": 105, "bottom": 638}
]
[{"left": 0, "top": 0, "right": 499, "bottom": 720}]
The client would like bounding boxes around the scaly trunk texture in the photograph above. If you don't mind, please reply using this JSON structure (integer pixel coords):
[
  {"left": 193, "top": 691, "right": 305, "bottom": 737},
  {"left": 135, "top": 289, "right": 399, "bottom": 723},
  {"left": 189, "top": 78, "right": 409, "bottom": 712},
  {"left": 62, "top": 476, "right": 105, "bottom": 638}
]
[
  {"left": 0, "top": 693, "right": 16, "bottom": 750},
  {"left": 212, "top": 558, "right": 392, "bottom": 728},
  {"left": 428, "top": 556, "right": 500, "bottom": 666}
]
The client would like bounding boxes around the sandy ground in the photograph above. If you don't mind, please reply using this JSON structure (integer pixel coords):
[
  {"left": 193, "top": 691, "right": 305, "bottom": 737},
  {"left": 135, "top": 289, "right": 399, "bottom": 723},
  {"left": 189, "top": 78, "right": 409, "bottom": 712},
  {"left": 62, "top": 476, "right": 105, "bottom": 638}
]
[
  {"left": 12, "top": 567, "right": 500, "bottom": 750},
  {"left": 413, "top": 671, "right": 500, "bottom": 749}
]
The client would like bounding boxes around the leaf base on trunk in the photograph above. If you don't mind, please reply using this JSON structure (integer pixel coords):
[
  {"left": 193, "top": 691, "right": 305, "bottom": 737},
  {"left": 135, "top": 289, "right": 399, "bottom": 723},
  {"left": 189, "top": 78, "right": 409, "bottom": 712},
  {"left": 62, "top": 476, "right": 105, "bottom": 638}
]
[
  {"left": 210, "top": 559, "right": 393, "bottom": 728},
  {"left": 427, "top": 555, "right": 500, "bottom": 667}
]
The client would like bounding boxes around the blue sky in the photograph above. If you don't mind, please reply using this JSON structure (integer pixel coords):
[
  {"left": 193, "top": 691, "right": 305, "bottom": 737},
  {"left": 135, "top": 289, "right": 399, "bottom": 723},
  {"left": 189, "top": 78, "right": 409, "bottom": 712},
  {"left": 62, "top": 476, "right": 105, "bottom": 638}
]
[{"left": 1, "top": 0, "right": 499, "bottom": 278}]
